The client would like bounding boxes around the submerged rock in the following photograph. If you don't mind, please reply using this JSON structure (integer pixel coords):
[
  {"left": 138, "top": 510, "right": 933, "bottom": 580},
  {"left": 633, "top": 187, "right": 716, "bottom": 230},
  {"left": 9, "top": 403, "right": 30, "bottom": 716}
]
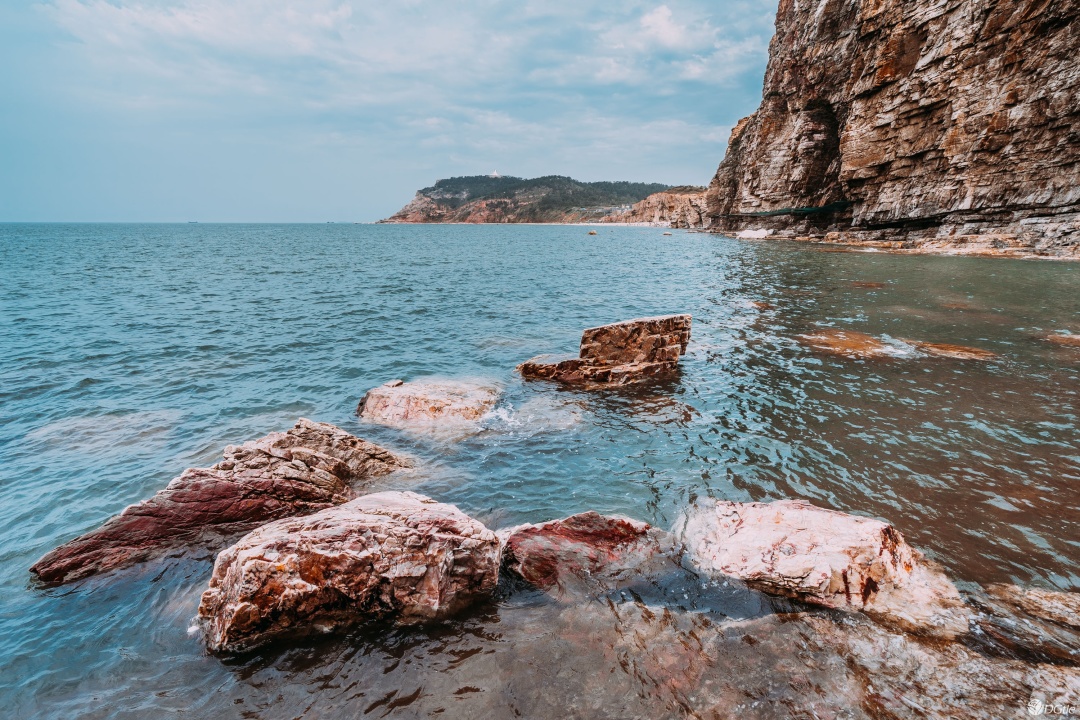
[
  {"left": 970, "top": 583, "right": 1080, "bottom": 665},
  {"left": 197, "top": 491, "right": 500, "bottom": 654},
  {"left": 1043, "top": 332, "right": 1080, "bottom": 348},
  {"left": 799, "top": 329, "right": 998, "bottom": 362},
  {"left": 676, "top": 499, "right": 969, "bottom": 638},
  {"left": 905, "top": 340, "right": 1000, "bottom": 361},
  {"left": 500, "top": 512, "right": 678, "bottom": 595},
  {"left": 797, "top": 329, "right": 904, "bottom": 359},
  {"left": 357, "top": 379, "right": 500, "bottom": 429},
  {"left": 518, "top": 314, "right": 691, "bottom": 387},
  {"left": 30, "top": 419, "right": 409, "bottom": 585},
  {"left": 798, "top": 613, "right": 1080, "bottom": 720}
]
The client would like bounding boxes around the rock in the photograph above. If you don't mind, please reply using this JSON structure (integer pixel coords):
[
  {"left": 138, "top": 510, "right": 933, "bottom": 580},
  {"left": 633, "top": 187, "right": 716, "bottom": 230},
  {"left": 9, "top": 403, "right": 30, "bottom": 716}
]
[
  {"left": 1044, "top": 332, "right": 1080, "bottom": 348},
  {"left": 850, "top": 281, "right": 886, "bottom": 289},
  {"left": 519, "top": 314, "right": 691, "bottom": 387},
  {"left": 905, "top": 340, "right": 1000, "bottom": 361},
  {"left": 705, "top": 0, "right": 1080, "bottom": 257},
  {"left": 799, "top": 330, "right": 998, "bottom": 362},
  {"left": 357, "top": 379, "right": 500, "bottom": 428},
  {"left": 676, "top": 498, "right": 970, "bottom": 638},
  {"left": 969, "top": 584, "right": 1080, "bottom": 665},
  {"left": 197, "top": 491, "right": 500, "bottom": 654},
  {"left": 798, "top": 612, "right": 1080, "bottom": 719},
  {"left": 797, "top": 329, "right": 906, "bottom": 359},
  {"left": 30, "top": 419, "right": 409, "bottom": 585},
  {"left": 602, "top": 187, "right": 710, "bottom": 229},
  {"left": 587, "top": 230, "right": 598, "bottom": 235},
  {"left": 500, "top": 512, "right": 679, "bottom": 595}
]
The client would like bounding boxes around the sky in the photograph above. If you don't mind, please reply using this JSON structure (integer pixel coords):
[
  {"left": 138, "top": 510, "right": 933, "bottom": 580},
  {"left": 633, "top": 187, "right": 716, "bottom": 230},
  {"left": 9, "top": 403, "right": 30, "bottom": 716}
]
[{"left": 0, "top": 0, "right": 779, "bottom": 222}]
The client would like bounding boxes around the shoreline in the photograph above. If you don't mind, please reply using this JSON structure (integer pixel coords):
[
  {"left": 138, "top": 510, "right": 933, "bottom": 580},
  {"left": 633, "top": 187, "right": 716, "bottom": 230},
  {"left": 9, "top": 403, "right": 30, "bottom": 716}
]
[{"left": 383, "top": 220, "right": 1080, "bottom": 260}]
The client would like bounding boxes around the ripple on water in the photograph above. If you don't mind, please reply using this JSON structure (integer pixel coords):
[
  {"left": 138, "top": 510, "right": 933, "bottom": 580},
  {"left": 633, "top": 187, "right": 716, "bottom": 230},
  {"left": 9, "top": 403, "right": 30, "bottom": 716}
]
[{"left": 1, "top": 224, "right": 1079, "bottom": 717}]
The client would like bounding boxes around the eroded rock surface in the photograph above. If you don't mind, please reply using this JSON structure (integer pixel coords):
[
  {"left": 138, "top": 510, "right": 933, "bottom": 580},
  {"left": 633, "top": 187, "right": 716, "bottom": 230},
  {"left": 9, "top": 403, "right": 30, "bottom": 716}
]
[
  {"left": 357, "top": 379, "right": 500, "bottom": 429},
  {"left": 602, "top": 187, "right": 710, "bottom": 229},
  {"left": 30, "top": 419, "right": 409, "bottom": 585},
  {"left": 501, "top": 512, "right": 679, "bottom": 595},
  {"left": 519, "top": 315, "right": 691, "bottom": 387},
  {"left": 677, "top": 498, "right": 970, "bottom": 637},
  {"left": 705, "top": 0, "right": 1080, "bottom": 257},
  {"left": 970, "top": 583, "right": 1080, "bottom": 665},
  {"left": 197, "top": 491, "right": 500, "bottom": 653}
]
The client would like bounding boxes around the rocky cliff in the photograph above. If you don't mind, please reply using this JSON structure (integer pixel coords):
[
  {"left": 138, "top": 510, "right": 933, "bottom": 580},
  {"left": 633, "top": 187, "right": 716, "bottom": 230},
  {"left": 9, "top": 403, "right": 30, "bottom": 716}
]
[
  {"left": 382, "top": 176, "right": 671, "bottom": 224},
  {"left": 706, "top": 0, "right": 1080, "bottom": 257},
  {"left": 602, "top": 187, "right": 709, "bottom": 228}
]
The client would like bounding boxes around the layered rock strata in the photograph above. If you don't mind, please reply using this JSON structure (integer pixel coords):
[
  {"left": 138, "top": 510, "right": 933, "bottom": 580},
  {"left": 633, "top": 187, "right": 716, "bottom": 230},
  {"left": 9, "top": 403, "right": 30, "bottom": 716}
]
[
  {"left": 197, "top": 491, "right": 500, "bottom": 653},
  {"left": 357, "top": 379, "right": 500, "bottom": 429},
  {"left": 676, "top": 498, "right": 970, "bottom": 637},
  {"left": 518, "top": 315, "right": 691, "bottom": 386},
  {"left": 970, "top": 583, "right": 1080, "bottom": 665},
  {"left": 706, "top": 0, "right": 1080, "bottom": 257},
  {"left": 30, "top": 419, "right": 409, "bottom": 585},
  {"left": 602, "top": 187, "right": 710, "bottom": 228}
]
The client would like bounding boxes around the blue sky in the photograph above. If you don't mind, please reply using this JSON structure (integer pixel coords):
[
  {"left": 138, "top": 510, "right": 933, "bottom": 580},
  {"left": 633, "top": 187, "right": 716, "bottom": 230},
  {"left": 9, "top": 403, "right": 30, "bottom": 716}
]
[{"left": 0, "top": 0, "right": 778, "bottom": 221}]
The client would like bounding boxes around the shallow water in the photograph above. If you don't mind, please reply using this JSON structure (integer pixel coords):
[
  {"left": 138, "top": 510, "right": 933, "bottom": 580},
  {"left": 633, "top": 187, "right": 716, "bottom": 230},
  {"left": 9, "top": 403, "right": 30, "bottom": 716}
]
[{"left": 1, "top": 223, "right": 1078, "bottom": 717}]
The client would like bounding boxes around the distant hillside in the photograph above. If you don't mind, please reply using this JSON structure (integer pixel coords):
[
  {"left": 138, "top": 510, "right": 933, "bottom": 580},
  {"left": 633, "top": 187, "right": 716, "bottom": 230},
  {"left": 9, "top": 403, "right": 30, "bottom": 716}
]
[{"left": 380, "top": 175, "right": 674, "bottom": 224}]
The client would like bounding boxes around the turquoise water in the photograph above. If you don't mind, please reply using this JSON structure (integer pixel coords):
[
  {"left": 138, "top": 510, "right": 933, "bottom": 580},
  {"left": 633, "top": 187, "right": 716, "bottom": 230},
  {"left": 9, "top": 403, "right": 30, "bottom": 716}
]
[{"left": 1, "top": 223, "right": 1078, "bottom": 717}]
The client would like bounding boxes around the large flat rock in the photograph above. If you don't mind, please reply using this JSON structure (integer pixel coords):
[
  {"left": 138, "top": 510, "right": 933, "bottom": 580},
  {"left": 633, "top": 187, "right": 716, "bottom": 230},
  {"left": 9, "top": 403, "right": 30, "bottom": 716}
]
[
  {"left": 30, "top": 419, "right": 409, "bottom": 585},
  {"left": 677, "top": 498, "right": 970, "bottom": 638},
  {"left": 197, "top": 491, "right": 500, "bottom": 653}
]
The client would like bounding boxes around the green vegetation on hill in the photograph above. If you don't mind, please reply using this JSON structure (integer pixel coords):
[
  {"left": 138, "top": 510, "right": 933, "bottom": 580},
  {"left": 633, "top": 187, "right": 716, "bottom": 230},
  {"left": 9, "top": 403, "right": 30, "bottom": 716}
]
[{"left": 422, "top": 175, "right": 673, "bottom": 211}]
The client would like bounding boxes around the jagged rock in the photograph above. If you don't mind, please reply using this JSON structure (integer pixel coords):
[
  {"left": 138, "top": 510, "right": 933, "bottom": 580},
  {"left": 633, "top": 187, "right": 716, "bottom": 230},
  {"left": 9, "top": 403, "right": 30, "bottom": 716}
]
[
  {"left": 197, "top": 491, "right": 500, "bottom": 654},
  {"left": 676, "top": 498, "right": 970, "bottom": 638},
  {"left": 969, "top": 584, "right": 1080, "bottom": 665},
  {"left": 602, "top": 187, "right": 710, "bottom": 229},
  {"left": 30, "top": 419, "right": 409, "bottom": 585},
  {"left": 705, "top": 0, "right": 1080, "bottom": 257},
  {"left": 518, "top": 315, "right": 691, "bottom": 387},
  {"left": 357, "top": 379, "right": 500, "bottom": 429},
  {"left": 500, "top": 512, "right": 679, "bottom": 595}
]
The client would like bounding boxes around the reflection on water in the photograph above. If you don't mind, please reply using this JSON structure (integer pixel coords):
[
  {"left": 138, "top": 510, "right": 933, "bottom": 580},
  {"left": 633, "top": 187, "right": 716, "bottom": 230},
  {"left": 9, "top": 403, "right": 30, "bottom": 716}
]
[{"left": 1, "top": 224, "right": 1078, "bottom": 717}]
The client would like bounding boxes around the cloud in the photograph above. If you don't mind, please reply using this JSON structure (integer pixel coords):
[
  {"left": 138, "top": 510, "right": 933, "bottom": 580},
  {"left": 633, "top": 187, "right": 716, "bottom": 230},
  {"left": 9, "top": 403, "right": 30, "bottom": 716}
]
[{"left": 12, "top": 0, "right": 779, "bottom": 219}]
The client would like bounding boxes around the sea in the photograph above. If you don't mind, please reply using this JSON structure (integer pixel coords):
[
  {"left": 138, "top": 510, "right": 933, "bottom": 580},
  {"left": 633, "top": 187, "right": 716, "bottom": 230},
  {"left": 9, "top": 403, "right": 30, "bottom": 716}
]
[{"left": 1, "top": 223, "right": 1078, "bottom": 717}]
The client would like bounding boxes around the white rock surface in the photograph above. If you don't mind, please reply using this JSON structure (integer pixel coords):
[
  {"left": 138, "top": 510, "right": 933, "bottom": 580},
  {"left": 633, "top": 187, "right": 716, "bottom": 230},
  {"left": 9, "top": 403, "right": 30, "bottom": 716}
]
[
  {"left": 676, "top": 498, "right": 970, "bottom": 638},
  {"left": 357, "top": 379, "right": 500, "bottom": 429}
]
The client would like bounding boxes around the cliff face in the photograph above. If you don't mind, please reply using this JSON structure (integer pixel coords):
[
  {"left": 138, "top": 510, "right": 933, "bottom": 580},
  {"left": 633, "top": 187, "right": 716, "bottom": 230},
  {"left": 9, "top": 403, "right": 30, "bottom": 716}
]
[
  {"left": 707, "top": 0, "right": 1080, "bottom": 257},
  {"left": 602, "top": 187, "right": 709, "bottom": 228}
]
